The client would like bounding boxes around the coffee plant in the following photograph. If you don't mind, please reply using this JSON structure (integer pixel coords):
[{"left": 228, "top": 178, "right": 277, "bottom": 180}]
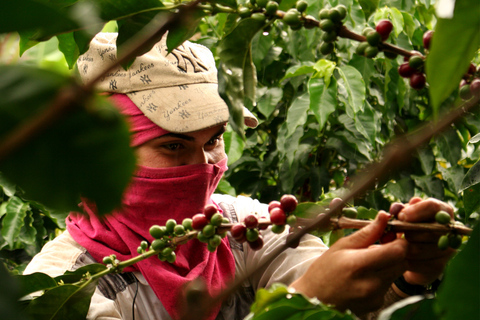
[{"left": 0, "top": 0, "right": 479, "bottom": 319}]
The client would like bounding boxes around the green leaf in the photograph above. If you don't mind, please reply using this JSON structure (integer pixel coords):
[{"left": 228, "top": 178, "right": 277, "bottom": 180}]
[
  {"left": 427, "top": 0, "right": 480, "bottom": 112},
  {"left": 257, "top": 87, "right": 283, "bottom": 118},
  {"left": 0, "top": 264, "right": 26, "bottom": 320},
  {"left": 460, "top": 159, "right": 480, "bottom": 192},
  {"left": 24, "top": 281, "right": 97, "bottom": 320},
  {"left": 336, "top": 65, "right": 366, "bottom": 118},
  {"left": 0, "top": 172, "right": 17, "bottom": 197},
  {"left": 308, "top": 77, "right": 337, "bottom": 131},
  {"left": 19, "top": 210, "right": 37, "bottom": 245},
  {"left": 0, "top": 0, "right": 79, "bottom": 38},
  {"left": 435, "top": 222, "right": 480, "bottom": 320},
  {"left": 282, "top": 62, "right": 315, "bottom": 80},
  {"left": 412, "top": 175, "right": 444, "bottom": 200},
  {"left": 0, "top": 66, "right": 136, "bottom": 214},
  {"left": 56, "top": 33, "right": 80, "bottom": 70},
  {"left": 286, "top": 93, "right": 310, "bottom": 137},
  {"left": 217, "top": 18, "right": 265, "bottom": 136},
  {"left": 224, "top": 129, "right": 245, "bottom": 165},
  {"left": 15, "top": 272, "right": 58, "bottom": 298},
  {"left": 469, "top": 133, "right": 480, "bottom": 144},
  {"left": 435, "top": 128, "right": 462, "bottom": 165},
  {"left": 416, "top": 146, "right": 435, "bottom": 175},
  {"left": 1, "top": 196, "right": 29, "bottom": 249},
  {"left": 462, "top": 183, "right": 480, "bottom": 217},
  {"left": 166, "top": 9, "right": 208, "bottom": 54},
  {"left": 357, "top": 0, "right": 379, "bottom": 19},
  {"left": 387, "top": 296, "right": 437, "bottom": 320}
]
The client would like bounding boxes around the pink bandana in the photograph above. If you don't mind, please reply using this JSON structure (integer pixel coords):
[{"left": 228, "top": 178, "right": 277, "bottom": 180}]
[
  {"left": 67, "top": 94, "right": 235, "bottom": 319},
  {"left": 108, "top": 93, "right": 170, "bottom": 146}
]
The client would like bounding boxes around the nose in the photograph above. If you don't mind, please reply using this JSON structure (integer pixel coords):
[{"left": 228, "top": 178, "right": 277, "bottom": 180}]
[{"left": 188, "top": 148, "right": 211, "bottom": 165}]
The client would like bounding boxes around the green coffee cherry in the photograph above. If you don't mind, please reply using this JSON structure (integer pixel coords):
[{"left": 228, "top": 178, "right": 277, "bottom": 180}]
[
  {"left": 283, "top": 9, "right": 301, "bottom": 26},
  {"left": 271, "top": 224, "right": 286, "bottom": 234},
  {"left": 197, "top": 231, "right": 209, "bottom": 243},
  {"left": 435, "top": 210, "right": 451, "bottom": 225},
  {"left": 174, "top": 224, "right": 186, "bottom": 236},
  {"left": 202, "top": 224, "right": 216, "bottom": 238},
  {"left": 161, "top": 247, "right": 173, "bottom": 257},
  {"left": 246, "top": 228, "right": 260, "bottom": 242},
  {"left": 322, "top": 30, "right": 338, "bottom": 42},
  {"left": 318, "top": 8, "right": 330, "bottom": 20},
  {"left": 384, "top": 51, "right": 398, "bottom": 59},
  {"left": 265, "top": 1, "right": 279, "bottom": 15},
  {"left": 356, "top": 42, "right": 369, "bottom": 56},
  {"left": 437, "top": 235, "right": 449, "bottom": 250},
  {"left": 342, "top": 207, "right": 358, "bottom": 219},
  {"left": 320, "top": 19, "right": 335, "bottom": 32},
  {"left": 286, "top": 215, "right": 297, "bottom": 227},
  {"left": 336, "top": 5, "right": 347, "bottom": 19},
  {"left": 165, "top": 219, "right": 177, "bottom": 233},
  {"left": 328, "top": 8, "right": 342, "bottom": 22},
  {"left": 320, "top": 42, "right": 334, "bottom": 55},
  {"left": 103, "top": 256, "right": 113, "bottom": 264},
  {"left": 210, "top": 213, "right": 224, "bottom": 227},
  {"left": 365, "top": 45, "right": 379, "bottom": 58},
  {"left": 408, "top": 55, "right": 424, "bottom": 70},
  {"left": 209, "top": 235, "right": 223, "bottom": 248},
  {"left": 182, "top": 218, "right": 193, "bottom": 231},
  {"left": 296, "top": 0, "right": 308, "bottom": 13},
  {"left": 238, "top": 6, "right": 251, "bottom": 18},
  {"left": 137, "top": 246, "right": 143, "bottom": 254},
  {"left": 151, "top": 239, "right": 167, "bottom": 251},
  {"left": 166, "top": 252, "right": 176, "bottom": 263},
  {"left": 448, "top": 234, "right": 462, "bottom": 249},
  {"left": 251, "top": 12, "right": 267, "bottom": 22},
  {"left": 362, "top": 27, "right": 375, "bottom": 36},
  {"left": 366, "top": 31, "right": 381, "bottom": 46},
  {"left": 149, "top": 225, "right": 166, "bottom": 239}
]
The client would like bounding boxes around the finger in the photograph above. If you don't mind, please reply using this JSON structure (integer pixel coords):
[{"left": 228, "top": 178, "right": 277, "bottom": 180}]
[
  {"left": 353, "top": 238, "right": 408, "bottom": 272},
  {"left": 398, "top": 198, "right": 454, "bottom": 222},
  {"left": 334, "top": 211, "right": 391, "bottom": 250},
  {"left": 408, "top": 197, "right": 423, "bottom": 205}
]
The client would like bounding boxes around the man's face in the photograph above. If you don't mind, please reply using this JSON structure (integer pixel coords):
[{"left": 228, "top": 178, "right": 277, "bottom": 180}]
[{"left": 135, "top": 124, "right": 227, "bottom": 168}]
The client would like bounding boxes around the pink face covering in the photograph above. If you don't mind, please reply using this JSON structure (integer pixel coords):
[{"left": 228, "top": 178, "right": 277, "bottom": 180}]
[{"left": 67, "top": 118, "right": 235, "bottom": 318}]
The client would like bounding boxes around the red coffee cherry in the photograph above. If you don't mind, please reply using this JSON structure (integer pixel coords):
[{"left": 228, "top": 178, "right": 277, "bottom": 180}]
[
  {"left": 244, "top": 214, "right": 259, "bottom": 229},
  {"left": 248, "top": 236, "right": 264, "bottom": 250},
  {"left": 422, "top": 30, "right": 434, "bottom": 50},
  {"left": 230, "top": 223, "right": 247, "bottom": 243},
  {"left": 470, "top": 79, "right": 480, "bottom": 96},
  {"left": 192, "top": 214, "right": 209, "bottom": 230},
  {"left": 410, "top": 73, "right": 426, "bottom": 90},
  {"left": 398, "top": 62, "right": 415, "bottom": 78},
  {"left": 380, "top": 231, "right": 397, "bottom": 244},
  {"left": 268, "top": 200, "right": 282, "bottom": 212},
  {"left": 280, "top": 194, "right": 298, "bottom": 212},
  {"left": 203, "top": 204, "right": 218, "bottom": 220},
  {"left": 375, "top": 19, "right": 393, "bottom": 40},
  {"left": 389, "top": 202, "right": 405, "bottom": 218},
  {"left": 270, "top": 207, "right": 287, "bottom": 225}
]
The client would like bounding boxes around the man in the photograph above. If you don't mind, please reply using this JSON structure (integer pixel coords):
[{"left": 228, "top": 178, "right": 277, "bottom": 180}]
[{"left": 24, "top": 33, "right": 454, "bottom": 319}]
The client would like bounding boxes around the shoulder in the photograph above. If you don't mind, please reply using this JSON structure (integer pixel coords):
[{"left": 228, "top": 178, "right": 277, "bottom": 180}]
[
  {"left": 24, "top": 231, "right": 86, "bottom": 277},
  {"left": 212, "top": 194, "right": 268, "bottom": 222}
]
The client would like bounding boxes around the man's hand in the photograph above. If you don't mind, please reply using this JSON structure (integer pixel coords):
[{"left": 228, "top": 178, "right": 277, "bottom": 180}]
[
  {"left": 290, "top": 212, "right": 408, "bottom": 316},
  {"left": 396, "top": 197, "right": 456, "bottom": 288}
]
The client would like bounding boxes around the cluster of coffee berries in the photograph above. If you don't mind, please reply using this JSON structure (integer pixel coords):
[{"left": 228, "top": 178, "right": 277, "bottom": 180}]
[
  {"left": 397, "top": 52, "right": 427, "bottom": 90},
  {"left": 149, "top": 219, "right": 189, "bottom": 263},
  {"left": 459, "top": 63, "right": 480, "bottom": 100},
  {"left": 317, "top": 5, "right": 347, "bottom": 54},
  {"left": 281, "top": 0, "right": 316, "bottom": 31},
  {"left": 191, "top": 204, "right": 230, "bottom": 252},
  {"left": 102, "top": 254, "right": 118, "bottom": 266},
  {"left": 230, "top": 214, "right": 266, "bottom": 250},
  {"left": 434, "top": 210, "right": 463, "bottom": 250},
  {"left": 237, "top": 0, "right": 281, "bottom": 23},
  {"left": 356, "top": 20, "right": 394, "bottom": 59},
  {"left": 268, "top": 194, "right": 299, "bottom": 233},
  {"left": 328, "top": 197, "right": 358, "bottom": 218}
]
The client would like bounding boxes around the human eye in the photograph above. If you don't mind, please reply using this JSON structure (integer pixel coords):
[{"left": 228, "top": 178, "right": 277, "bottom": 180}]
[
  {"left": 207, "top": 134, "right": 222, "bottom": 146},
  {"left": 162, "top": 142, "right": 183, "bottom": 151}
]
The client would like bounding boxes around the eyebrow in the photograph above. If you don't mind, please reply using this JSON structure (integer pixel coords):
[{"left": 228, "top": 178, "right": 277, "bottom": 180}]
[{"left": 159, "top": 125, "right": 226, "bottom": 142}]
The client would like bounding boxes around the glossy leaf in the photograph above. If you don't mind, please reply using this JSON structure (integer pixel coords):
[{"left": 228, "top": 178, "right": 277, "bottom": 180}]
[
  {"left": 286, "top": 93, "right": 310, "bottom": 137},
  {"left": 336, "top": 65, "right": 366, "bottom": 118},
  {"left": 0, "top": 66, "right": 136, "bottom": 214},
  {"left": 435, "top": 223, "right": 480, "bottom": 320},
  {"left": 15, "top": 272, "right": 58, "bottom": 297},
  {"left": 1, "top": 197, "right": 29, "bottom": 249},
  {"left": 309, "top": 77, "right": 337, "bottom": 131},
  {"left": 460, "top": 160, "right": 480, "bottom": 192},
  {"left": 427, "top": 0, "right": 480, "bottom": 112}
]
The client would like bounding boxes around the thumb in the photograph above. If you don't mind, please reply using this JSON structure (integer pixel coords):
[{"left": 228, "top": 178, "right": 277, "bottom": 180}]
[{"left": 334, "top": 211, "right": 390, "bottom": 250}]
